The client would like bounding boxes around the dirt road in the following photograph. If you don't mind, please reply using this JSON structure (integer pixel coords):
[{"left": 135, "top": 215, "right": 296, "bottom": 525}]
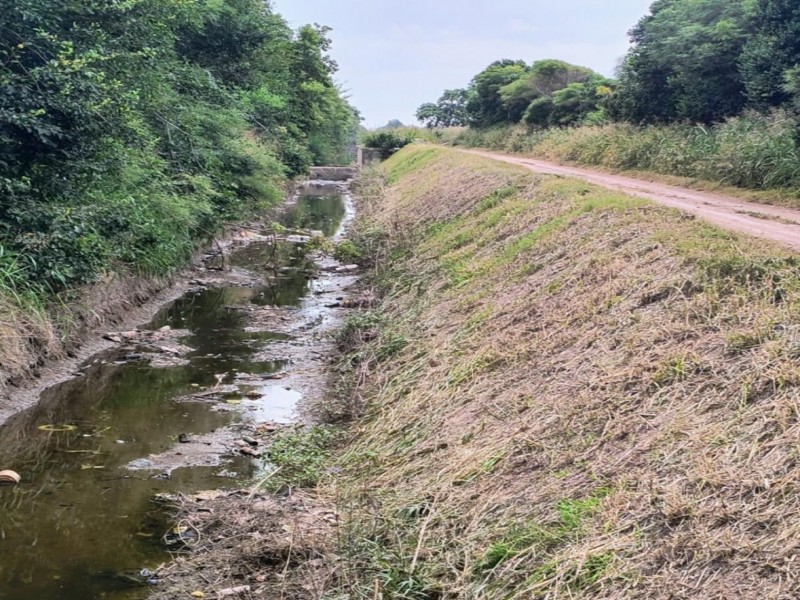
[{"left": 460, "top": 148, "right": 800, "bottom": 251}]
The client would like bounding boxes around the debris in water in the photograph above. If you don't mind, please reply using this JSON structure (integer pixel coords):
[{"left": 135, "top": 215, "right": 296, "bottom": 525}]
[
  {"left": 192, "top": 490, "right": 226, "bottom": 502},
  {"left": 163, "top": 525, "right": 199, "bottom": 547},
  {"left": 127, "top": 458, "right": 154, "bottom": 470},
  {"left": 38, "top": 424, "right": 78, "bottom": 432},
  {"left": 0, "top": 470, "right": 21, "bottom": 485},
  {"left": 239, "top": 447, "right": 262, "bottom": 458}
]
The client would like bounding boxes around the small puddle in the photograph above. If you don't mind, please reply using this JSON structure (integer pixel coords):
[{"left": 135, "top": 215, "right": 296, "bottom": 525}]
[{"left": 0, "top": 185, "right": 350, "bottom": 600}]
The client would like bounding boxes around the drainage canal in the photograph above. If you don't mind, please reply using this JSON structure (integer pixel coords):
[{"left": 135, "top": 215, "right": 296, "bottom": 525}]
[{"left": 0, "top": 183, "right": 352, "bottom": 600}]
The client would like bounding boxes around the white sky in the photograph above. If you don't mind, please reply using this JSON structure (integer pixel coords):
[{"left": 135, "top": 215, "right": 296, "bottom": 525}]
[{"left": 272, "top": 0, "right": 654, "bottom": 128}]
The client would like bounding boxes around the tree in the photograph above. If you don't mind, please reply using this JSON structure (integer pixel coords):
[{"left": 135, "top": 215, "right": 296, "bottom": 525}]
[
  {"left": 0, "top": 0, "right": 358, "bottom": 290},
  {"left": 465, "top": 60, "right": 528, "bottom": 127},
  {"left": 611, "top": 0, "right": 750, "bottom": 123},
  {"left": 380, "top": 119, "right": 405, "bottom": 130},
  {"left": 741, "top": 0, "right": 800, "bottom": 110},
  {"left": 415, "top": 89, "right": 469, "bottom": 128},
  {"left": 500, "top": 60, "right": 601, "bottom": 124}
]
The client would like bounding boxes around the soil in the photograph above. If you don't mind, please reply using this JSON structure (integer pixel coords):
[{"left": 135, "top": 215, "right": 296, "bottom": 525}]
[
  {"left": 460, "top": 148, "right": 800, "bottom": 250},
  {"left": 149, "top": 490, "right": 336, "bottom": 600}
]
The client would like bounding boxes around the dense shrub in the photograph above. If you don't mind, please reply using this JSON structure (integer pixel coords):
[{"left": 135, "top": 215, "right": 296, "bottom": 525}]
[
  {"left": 0, "top": 0, "right": 359, "bottom": 292},
  {"left": 362, "top": 131, "right": 417, "bottom": 159}
]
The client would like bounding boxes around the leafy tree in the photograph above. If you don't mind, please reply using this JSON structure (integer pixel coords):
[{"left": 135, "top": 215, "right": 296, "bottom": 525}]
[
  {"left": 501, "top": 60, "right": 597, "bottom": 122},
  {"left": 0, "top": 0, "right": 358, "bottom": 290},
  {"left": 415, "top": 89, "right": 470, "bottom": 128},
  {"left": 741, "top": 0, "right": 800, "bottom": 110},
  {"left": 611, "top": 0, "right": 750, "bottom": 123},
  {"left": 551, "top": 78, "right": 615, "bottom": 125},
  {"left": 465, "top": 60, "right": 528, "bottom": 127}
]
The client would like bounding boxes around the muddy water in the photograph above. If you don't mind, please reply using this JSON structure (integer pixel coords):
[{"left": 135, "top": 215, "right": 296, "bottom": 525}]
[{"left": 0, "top": 188, "right": 348, "bottom": 600}]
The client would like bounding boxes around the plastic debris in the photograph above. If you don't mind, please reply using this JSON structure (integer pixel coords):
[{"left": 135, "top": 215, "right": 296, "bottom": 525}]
[
  {"left": 38, "top": 424, "right": 77, "bottom": 432},
  {"left": 0, "top": 470, "right": 21, "bottom": 485}
]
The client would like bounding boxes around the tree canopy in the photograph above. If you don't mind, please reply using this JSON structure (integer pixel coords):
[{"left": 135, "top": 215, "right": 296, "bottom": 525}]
[
  {"left": 415, "top": 89, "right": 470, "bottom": 128},
  {"left": 416, "top": 58, "right": 612, "bottom": 130},
  {"left": 0, "top": 0, "right": 359, "bottom": 291}
]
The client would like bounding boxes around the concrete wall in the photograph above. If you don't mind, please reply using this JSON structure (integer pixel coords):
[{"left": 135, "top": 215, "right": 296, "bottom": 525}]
[{"left": 357, "top": 147, "right": 383, "bottom": 167}]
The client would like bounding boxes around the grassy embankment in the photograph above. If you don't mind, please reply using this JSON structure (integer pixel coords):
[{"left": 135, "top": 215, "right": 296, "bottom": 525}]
[
  {"left": 453, "top": 112, "right": 800, "bottom": 205},
  {"left": 314, "top": 145, "right": 800, "bottom": 598}
]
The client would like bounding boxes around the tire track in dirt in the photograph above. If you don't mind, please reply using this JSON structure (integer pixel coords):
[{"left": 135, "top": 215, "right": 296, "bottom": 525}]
[{"left": 459, "top": 148, "right": 800, "bottom": 251}]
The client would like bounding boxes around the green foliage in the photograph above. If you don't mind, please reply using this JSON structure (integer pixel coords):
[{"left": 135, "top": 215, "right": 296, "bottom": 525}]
[
  {"left": 0, "top": 0, "right": 358, "bottom": 294},
  {"left": 415, "top": 89, "right": 469, "bottom": 128},
  {"left": 477, "top": 488, "right": 611, "bottom": 584},
  {"left": 612, "top": 0, "right": 750, "bottom": 123},
  {"left": 421, "top": 1, "right": 800, "bottom": 134},
  {"left": 418, "top": 58, "right": 612, "bottom": 130},
  {"left": 333, "top": 239, "right": 363, "bottom": 263},
  {"left": 362, "top": 131, "right": 417, "bottom": 159},
  {"left": 741, "top": 0, "right": 800, "bottom": 110},
  {"left": 466, "top": 60, "right": 529, "bottom": 127},
  {"left": 265, "top": 426, "right": 341, "bottom": 489},
  {"left": 501, "top": 60, "right": 606, "bottom": 125}
]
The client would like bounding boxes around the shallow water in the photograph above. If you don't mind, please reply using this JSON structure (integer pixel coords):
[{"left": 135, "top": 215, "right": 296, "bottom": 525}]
[{"left": 0, "top": 189, "right": 347, "bottom": 600}]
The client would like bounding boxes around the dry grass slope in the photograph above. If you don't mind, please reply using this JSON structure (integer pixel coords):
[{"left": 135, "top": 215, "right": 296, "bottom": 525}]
[
  {"left": 328, "top": 145, "right": 800, "bottom": 599},
  {"left": 0, "top": 275, "right": 168, "bottom": 409}
]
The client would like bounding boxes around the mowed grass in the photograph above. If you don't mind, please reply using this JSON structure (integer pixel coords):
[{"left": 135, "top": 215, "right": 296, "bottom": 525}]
[{"left": 321, "top": 145, "right": 800, "bottom": 599}]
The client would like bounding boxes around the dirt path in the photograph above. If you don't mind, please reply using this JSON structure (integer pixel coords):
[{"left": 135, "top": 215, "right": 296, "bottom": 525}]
[{"left": 460, "top": 148, "right": 800, "bottom": 251}]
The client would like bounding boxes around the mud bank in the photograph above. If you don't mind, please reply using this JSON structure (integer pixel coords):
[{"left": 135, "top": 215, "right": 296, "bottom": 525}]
[
  {"left": 0, "top": 224, "right": 277, "bottom": 428},
  {"left": 0, "top": 181, "right": 360, "bottom": 600}
]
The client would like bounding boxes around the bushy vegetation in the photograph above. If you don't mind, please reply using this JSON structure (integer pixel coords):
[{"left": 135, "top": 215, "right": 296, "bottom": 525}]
[
  {"left": 0, "top": 0, "right": 358, "bottom": 295},
  {"left": 456, "top": 111, "right": 800, "bottom": 192},
  {"left": 613, "top": 0, "right": 800, "bottom": 124},
  {"left": 416, "top": 59, "right": 613, "bottom": 130},
  {"left": 419, "top": 0, "right": 800, "bottom": 130},
  {"left": 362, "top": 130, "right": 417, "bottom": 159}
]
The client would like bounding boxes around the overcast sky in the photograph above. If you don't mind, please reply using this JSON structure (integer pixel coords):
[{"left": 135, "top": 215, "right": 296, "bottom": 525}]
[{"left": 272, "top": 0, "right": 654, "bottom": 128}]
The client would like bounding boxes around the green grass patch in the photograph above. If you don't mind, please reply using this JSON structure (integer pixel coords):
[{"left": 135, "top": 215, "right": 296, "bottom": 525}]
[
  {"left": 477, "top": 487, "right": 612, "bottom": 575},
  {"left": 384, "top": 146, "right": 441, "bottom": 184},
  {"left": 264, "top": 426, "right": 341, "bottom": 490}
]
